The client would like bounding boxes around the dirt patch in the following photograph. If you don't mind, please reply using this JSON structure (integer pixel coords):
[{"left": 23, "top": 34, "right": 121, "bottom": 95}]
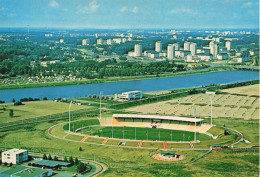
[{"left": 152, "top": 153, "right": 184, "bottom": 161}]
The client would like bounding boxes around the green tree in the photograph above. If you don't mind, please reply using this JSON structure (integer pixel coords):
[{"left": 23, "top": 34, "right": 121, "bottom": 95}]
[
  {"left": 64, "top": 156, "right": 68, "bottom": 162},
  {"left": 9, "top": 109, "right": 14, "bottom": 117},
  {"left": 53, "top": 156, "right": 58, "bottom": 161},
  {"left": 42, "top": 154, "right": 47, "bottom": 160},
  {"left": 79, "top": 147, "right": 83, "bottom": 151},
  {"left": 69, "top": 156, "right": 74, "bottom": 165},
  {"left": 77, "top": 162, "right": 86, "bottom": 173},
  {"left": 47, "top": 154, "right": 52, "bottom": 160},
  {"left": 74, "top": 157, "right": 79, "bottom": 165},
  {"left": 12, "top": 98, "right": 15, "bottom": 103}
]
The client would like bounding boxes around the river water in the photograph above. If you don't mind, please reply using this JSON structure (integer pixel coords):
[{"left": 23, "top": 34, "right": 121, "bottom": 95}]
[{"left": 0, "top": 70, "right": 259, "bottom": 103}]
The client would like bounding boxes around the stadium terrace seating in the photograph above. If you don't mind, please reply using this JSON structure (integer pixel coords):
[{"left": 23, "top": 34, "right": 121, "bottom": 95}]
[
  {"left": 110, "top": 117, "right": 213, "bottom": 133},
  {"left": 99, "top": 118, "right": 113, "bottom": 126},
  {"left": 112, "top": 118, "right": 122, "bottom": 126}
]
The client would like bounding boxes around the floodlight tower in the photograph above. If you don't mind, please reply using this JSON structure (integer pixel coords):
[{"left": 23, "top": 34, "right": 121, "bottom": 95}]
[
  {"left": 99, "top": 91, "right": 103, "bottom": 120},
  {"left": 209, "top": 96, "right": 213, "bottom": 126},
  {"left": 69, "top": 101, "right": 72, "bottom": 132},
  {"left": 193, "top": 107, "right": 197, "bottom": 142}
]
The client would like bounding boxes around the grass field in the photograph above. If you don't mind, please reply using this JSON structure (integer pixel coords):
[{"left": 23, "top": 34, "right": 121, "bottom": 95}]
[
  {"left": 0, "top": 118, "right": 258, "bottom": 176},
  {"left": 125, "top": 93, "right": 259, "bottom": 119},
  {"left": 0, "top": 100, "right": 93, "bottom": 124},
  {"left": 0, "top": 85, "right": 259, "bottom": 176},
  {"left": 221, "top": 84, "right": 259, "bottom": 96},
  {"left": 76, "top": 126, "right": 212, "bottom": 142}
]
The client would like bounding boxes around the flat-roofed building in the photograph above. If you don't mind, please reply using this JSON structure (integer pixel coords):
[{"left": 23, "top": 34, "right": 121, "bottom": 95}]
[
  {"left": 155, "top": 41, "right": 162, "bottom": 52},
  {"left": 2, "top": 149, "right": 28, "bottom": 164},
  {"left": 173, "top": 43, "right": 180, "bottom": 50},
  {"left": 190, "top": 43, "right": 197, "bottom": 56},
  {"left": 236, "top": 50, "right": 250, "bottom": 63},
  {"left": 134, "top": 44, "right": 142, "bottom": 57},
  {"left": 209, "top": 41, "right": 218, "bottom": 58},
  {"left": 184, "top": 42, "right": 190, "bottom": 51},
  {"left": 225, "top": 40, "right": 231, "bottom": 51},
  {"left": 82, "top": 39, "right": 90, "bottom": 46},
  {"left": 116, "top": 91, "right": 143, "bottom": 100},
  {"left": 217, "top": 53, "right": 229, "bottom": 60},
  {"left": 197, "top": 54, "right": 213, "bottom": 61},
  {"left": 97, "top": 38, "right": 103, "bottom": 45},
  {"left": 167, "top": 44, "right": 175, "bottom": 59}
]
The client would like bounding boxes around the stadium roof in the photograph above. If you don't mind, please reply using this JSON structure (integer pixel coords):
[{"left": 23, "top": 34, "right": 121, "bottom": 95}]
[{"left": 113, "top": 114, "right": 204, "bottom": 123}]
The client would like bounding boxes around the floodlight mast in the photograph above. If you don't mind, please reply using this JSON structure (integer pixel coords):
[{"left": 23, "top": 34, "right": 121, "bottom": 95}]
[
  {"left": 209, "top": 96, "right": 213, "bottom": 126},
  {"left": 193, "top": 107, "right": 197, "bottom": 142},
  {"left": 100, "top": 91, "right": 103, "bottom": 120},
  {"left": 69, "top": 101, "right": 72, "bottom": 132}
]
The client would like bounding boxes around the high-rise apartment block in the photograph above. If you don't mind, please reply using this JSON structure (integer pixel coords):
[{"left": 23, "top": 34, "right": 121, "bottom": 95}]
[
  {"left": 167, "top": 44, "right": 175, "bottom": 59},
  {"left": 155, "top": 41, "right": 162, "bottom": 52}
]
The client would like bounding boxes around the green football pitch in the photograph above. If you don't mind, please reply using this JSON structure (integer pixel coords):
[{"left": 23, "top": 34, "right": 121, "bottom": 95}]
[{"left": 78, "top": 126, "right": 211, "bottom": 141}]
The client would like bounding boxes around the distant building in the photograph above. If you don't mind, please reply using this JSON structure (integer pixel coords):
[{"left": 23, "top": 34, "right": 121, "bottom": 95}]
[
  {"left": 116, "top": 91, "right": 143, "bottom": 100},
  {"left": 2, "top": 149, "right": 28, "bottom": 164},
  {"left": 40, "top": 61, "right": 48, "bottom": 67},
  {"left": 134, "top": 44, "right": 142, "bottom": 57},
  {"left": 167, "top": 44, "right": 175, "bottom": 59},
  {"left": 97, "top": 38, "right": 103, "bottom": 45},
  {"left": 225, "top": 41, "right": 231, "bottom": 51},
  {"left": 113, "top": 38, "right": 123, "bottom": 44},
  {"left": 82, "top": 39, "right": 90, "bottom": 46},
  {"left": 159, "top": 52, "right": 167, "bottom": 57},
  {"left": 155, "top": 41, "right": 162, "bottom": 52},
  {"left": 197, "top": 54, "right": 213, "bottom": 61},
  {"left": 45, "top": 33, "right": 53, "bottom": 37},
  {"left": 184, "top": 42, "right": 190, "bottom": 51},
  {"left": 190, "top": 43, "right": 197, "bottom": 56},
  {"left": 249, "top": 49, "right": 259, "bottom": 56},
  {"left": 144, "top": 51, "right": 159, "bottom": 58},
  {"left": 236, "top": 50, "right": 250, "bottom": 63},
  {"left": 209, "top": 41, "right": 218, "bottom": 58},
  {"left": 217, "top": 53, "right": 229, "bottom": 60},
  {"left": 172, "top": 43, "right": 180, "bottom": 50},
  {"left": 107, "top": 38, "right": 112, "bottom": 45}
]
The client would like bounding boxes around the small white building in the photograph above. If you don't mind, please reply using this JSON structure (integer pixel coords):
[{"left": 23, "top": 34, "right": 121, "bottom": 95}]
[
  {"left": 116, "top": 91, "right": 143, "bottom": 100},
  {"left": 2, "top": 149, "right": 28, "bottom": 164}
]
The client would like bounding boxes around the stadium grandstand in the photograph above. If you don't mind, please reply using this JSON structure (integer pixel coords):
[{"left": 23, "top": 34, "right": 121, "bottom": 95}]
[{"left": 103, "top": 114, "right": 213, "bottom": 133}]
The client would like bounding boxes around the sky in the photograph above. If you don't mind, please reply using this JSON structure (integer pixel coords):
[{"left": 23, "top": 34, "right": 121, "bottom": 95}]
[{"left": 0, "top": 0, "right": 259, "bottom": 29}]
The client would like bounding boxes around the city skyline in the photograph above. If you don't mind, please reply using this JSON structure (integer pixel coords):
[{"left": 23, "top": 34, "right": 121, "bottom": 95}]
[{"left": 0, "top": 0, "right": 259, "bottom": 29}]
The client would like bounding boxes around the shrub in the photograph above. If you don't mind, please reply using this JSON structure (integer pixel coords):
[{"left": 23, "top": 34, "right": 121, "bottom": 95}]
[
  {"left": 9, "top": 109, "right": 14, "bottom": 117},
  {"left": 14, "top": 101, "right": 23, "bottom": 106},
  {"left": 42, "top": 154, "right": 47, "bottom": 160}
]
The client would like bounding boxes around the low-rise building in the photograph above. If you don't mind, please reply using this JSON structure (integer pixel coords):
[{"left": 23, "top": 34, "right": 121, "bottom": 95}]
[
  {"left": 116, "top": 91, "right": 143, "bottom": 100},
  {"left": 2, "top": 149, "right": 28, "bottom": 164},
  {"left": 217, "top": 53, "right": 229, "bottom": 60},
  {"left": 236, "top": 50, "right": 250, "bottom": 63},
  {"left": 197, "top": 54, "right": 213, "bottom": 61}
]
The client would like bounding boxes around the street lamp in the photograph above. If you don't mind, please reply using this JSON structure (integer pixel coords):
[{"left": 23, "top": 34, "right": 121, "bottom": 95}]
[
  {"left": 209, "top": 96, "right": 213, "bottom": 126},
  {"left": 100, "top": 91, "right": 103, "bottom": 120},
  {"left": 69, "top": 101, "right": 72, "bottom": 132}
]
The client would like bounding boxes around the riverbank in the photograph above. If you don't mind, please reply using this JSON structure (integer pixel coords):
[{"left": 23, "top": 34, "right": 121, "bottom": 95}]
[{"left": 0, "top": 68, "right": 232, "bottom": 90}]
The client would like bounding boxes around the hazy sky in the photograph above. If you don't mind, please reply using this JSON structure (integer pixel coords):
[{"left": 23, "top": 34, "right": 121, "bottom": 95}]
[{"left": 0, "top": 0, "right": 259, "bottom": 29}]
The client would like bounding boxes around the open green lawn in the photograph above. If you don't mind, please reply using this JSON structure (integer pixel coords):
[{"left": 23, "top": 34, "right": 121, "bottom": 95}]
[
  {"left": 75, "top": 126, "right": 212, "bottom": 142},
  {"left": 0, "top": 100, "right": 92, "bottom": 124},
  {"left": 0, "top": 119, "right": 258, "bottom": 177}
]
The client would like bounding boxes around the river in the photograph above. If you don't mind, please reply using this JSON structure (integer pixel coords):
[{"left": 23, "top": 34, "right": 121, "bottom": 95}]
[{"left": 0, "top": 70, "right": 259, "bottom": 103}]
